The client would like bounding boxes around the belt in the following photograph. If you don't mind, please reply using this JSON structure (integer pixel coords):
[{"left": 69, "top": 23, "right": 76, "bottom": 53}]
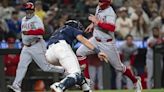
[
  {"left": 95, "top": 37, "right": 112, "bottom": 42},
  {"left": 24, "top": 38, "right": 41, "bottom": 47}
]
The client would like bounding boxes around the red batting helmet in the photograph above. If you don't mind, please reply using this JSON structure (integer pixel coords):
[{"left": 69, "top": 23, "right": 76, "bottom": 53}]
[
  {"left": 99, "top": 0, "right": 111, "bottom": 10},
  {"left": 24, "top": 2, "right": 35, "bottom": 10}
]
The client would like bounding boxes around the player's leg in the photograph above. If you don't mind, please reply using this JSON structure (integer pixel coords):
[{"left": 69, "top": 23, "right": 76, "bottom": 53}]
[
  {"left": 146, "top": 59, "right": 153, "bottom": 89},
  {"left": 97, "top": 66, "right": 103, "bottom": 90},
  {"left": 98, "top": 43, "right": 142, "bottom": 91},
  {"left": 8, "top": 48, "right": 32, "bottom": 92},
  {"left": 30, "top": 40, "right": 65, "bottom": 73},
  {"left": 124, "top": 61, "right": 134, "bottom": 89},
  {"left": 89, "top": 65, "right": 96, "bottom": 89},
  {"left": 116, "top": 71, "right": 122, "bottom": 89},
  {"left": 46, "top": 41, "right": 91, "bottom": 91},
  {"left": 78, "top": 57, "right": 90, "bottom": 79},
  {"left": 124, "top": 61, "right": 133, "bottom": 89},
  {"left": 76, "top": 37, "right": 97, "bottom": 78},
  {"left": 50, "top": 73, "right": 90, "bottom": 92}
]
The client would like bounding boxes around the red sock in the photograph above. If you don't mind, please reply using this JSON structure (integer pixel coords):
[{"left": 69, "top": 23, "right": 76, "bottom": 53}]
[
  {"left": 78, "top": 58, "right": 90, "bottom": 79},
  {"left": 123, "top": 67, "right": 137, "bottom": 83}
]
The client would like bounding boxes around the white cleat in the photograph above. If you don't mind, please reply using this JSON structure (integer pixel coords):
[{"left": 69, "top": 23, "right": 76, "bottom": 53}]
[
  {"left": 7, "top": 85, "right": 21, "bottom": 92},
  {"left": 50, "top": 83, "right": 63, "bottom": 92},
  {"left": 82, "top": 78, "right": 92, "bottom": 92},
  {"left": 134, "top": 77, "right": 142, "bottom": 92}
]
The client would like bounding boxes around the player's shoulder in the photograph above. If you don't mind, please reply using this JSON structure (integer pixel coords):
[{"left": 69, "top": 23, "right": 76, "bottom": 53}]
[
  {"left": 33, "top": 15, "right": 42, "bottom": 20},
  {"left": 105, "top": 6, "right": 116, "bottom": 17},
  {"left": 22, "top": 16, "right": 26, "bottom": 21}
]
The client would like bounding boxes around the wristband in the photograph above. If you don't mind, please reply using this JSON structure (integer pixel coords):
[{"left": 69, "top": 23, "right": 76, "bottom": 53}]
[{"left": 93, "top": 48, "right": 100, "bottom": 54}]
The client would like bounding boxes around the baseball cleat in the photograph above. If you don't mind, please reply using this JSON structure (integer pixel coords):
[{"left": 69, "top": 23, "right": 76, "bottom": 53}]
[
  {"left": 7, "top": 85, "right": 21, "bottom": 92},
  {"left": 134, "top": 77, "right": 142, "bottom": 92},
  {"left": 50, "top": 82, "right": 63, "bottom": 92},
  {"left": 82, "top": 78, "right": 92, "bottom": 92}
]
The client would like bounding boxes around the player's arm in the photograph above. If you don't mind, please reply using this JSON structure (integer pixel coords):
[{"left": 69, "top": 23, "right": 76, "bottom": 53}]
[
  {"left": 76, "top": 34, "right": 108, "bottom": 62},
  {"left": 76, "top": 35, "right": 95, "bottom": 50},
  {"left": 88, "top": 14, "right": 116, "bottom": 32}
]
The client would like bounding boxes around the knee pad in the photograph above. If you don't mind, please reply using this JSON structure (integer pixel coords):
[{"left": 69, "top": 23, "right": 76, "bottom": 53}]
[{"left": 59, "top": 72, "right": 82, "bottom": 89}]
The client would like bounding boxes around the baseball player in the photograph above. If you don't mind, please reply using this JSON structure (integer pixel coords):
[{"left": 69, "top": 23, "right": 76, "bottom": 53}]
[
  {"left": 7, "top": 2, "right": 65, "bottom": 92},
  {"left": 116, "top": 34, "right": 138, "bottom": 89},
  {"left": 146, "top": 27, "right": 163, "bottom": 89},
  {"left": 76, "top": 0, "right": 142, "bottom": 92},
  {"left": 45, "top": 20, "right": 108, "bottom": 92}
]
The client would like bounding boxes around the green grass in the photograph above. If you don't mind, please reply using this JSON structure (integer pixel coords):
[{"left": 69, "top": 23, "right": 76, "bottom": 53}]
[{"left": 66, "top": 89, "right": 164, "bottom": 92}]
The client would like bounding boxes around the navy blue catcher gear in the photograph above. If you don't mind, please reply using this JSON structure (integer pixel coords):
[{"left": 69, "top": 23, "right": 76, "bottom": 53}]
[{"left": 64, "top": 20, "right": 84, "bottom": 31}]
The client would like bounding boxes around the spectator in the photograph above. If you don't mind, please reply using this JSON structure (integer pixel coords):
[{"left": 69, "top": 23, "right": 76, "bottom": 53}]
[
  {"left": 6, "top": 10, "right": 21, "bottom": 39},
  {"left": 88, "top": 54, "right": 103, "bottom": 90},
  {"left": 35, "top": 0, "right": 46, "bottom": 20},
  {"left": 84, "top": 0, "right": 97, "bottom": 14},
  {"left": 14, "top": 3, "right": 26, "bottom": 19},
  {"left": 116, "top": 7, "right": 133, "bottom": 39},
  {"left": 43, "top": 16, "right": 53, "bottom": 41},
  {"left": 4, "top": 36, "right": 20, "bottom": 77},
  {"left": 112, "top": 0, "right": 124, "bottom": 9},
  {"left": 75, "top": 0, "right": 86, "bottom": 14},
  {"left": 146, "top": 27, "right": 163, "bottom": 89},
  {"left": 58, "top": 13, "right": 69, "bottom": 27},
  {"left": 149, "top": 10, "right": 161, "bottom": 35},
  {"left": 0, "top": 3, "right": 5, "bottom": 18},
  {"left": 2, "top": 6, "right": 15, "bottom": 20},
  {"left": 116, "top": 34, "right": 138, "bottom": 89},
  {"left": 0, "top": 19, "right": 9, "bottom": 41},
  {"left": 160, "top": 9, "right": 164, "bottom": 37},
  {"left": 130, "top": 6, "right": 149, "bottom": 40},
  {"left": 34, "top": 80, "right": 45, "bottom": 92}
]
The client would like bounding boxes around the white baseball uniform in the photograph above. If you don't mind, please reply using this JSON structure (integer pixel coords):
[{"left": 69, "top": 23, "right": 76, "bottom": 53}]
[
  {"left": 77, "top": 6, "right": 126, "bottom": 72},
  {"left": 12, "top": 15, "right": 64, "bottom": 88},
  {"left": 146, "top": 36, "right": 163, "bottom": 89}
]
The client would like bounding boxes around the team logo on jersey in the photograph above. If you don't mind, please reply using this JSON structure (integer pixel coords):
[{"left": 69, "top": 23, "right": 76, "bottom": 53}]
[{"left": 22, "top": 22, "right": 36, "bottom": 30}]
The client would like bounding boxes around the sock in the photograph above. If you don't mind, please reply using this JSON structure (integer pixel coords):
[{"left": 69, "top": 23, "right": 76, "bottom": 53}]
[
  {"left": 78, "top": 58, "right": 90, "bottom": 79},
  {"left": 123, "top": 67, "right": 137, "bottom": 83}
]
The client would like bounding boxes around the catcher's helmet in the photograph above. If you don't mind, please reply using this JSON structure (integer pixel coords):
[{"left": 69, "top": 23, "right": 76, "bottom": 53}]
[
  {"left": 64, "top": 20, "right": 84, "bottom": 31},
  {"left": 24, "top": 2, "right": 35, "bottom": 10}
]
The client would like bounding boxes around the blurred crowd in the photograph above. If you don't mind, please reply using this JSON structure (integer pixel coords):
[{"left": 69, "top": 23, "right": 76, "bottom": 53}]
[
  {"left": 0, "top": 0, "right": 164, "bottom": 43},
  {"left": 0, "top": 0, "right": 164, "bottom": 91}
]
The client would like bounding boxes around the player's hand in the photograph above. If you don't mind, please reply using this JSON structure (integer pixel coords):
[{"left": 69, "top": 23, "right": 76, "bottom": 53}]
[
  {"left": 98, "top": 52, "right": 108, "bottom": 63},
  {"left": 22, "top": 31, "right": 28, "bottom": 35},
  {"left": 84, "top": 23, "right": 94, "bottom": 33},
  {"left": 88, "top": 14, "right": 99, "bottom": 25}
]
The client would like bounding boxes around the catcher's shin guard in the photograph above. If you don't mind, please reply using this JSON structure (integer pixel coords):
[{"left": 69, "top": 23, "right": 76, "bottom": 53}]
[{"left": 57, "top": 73, "right": 83, "bottom": 90}]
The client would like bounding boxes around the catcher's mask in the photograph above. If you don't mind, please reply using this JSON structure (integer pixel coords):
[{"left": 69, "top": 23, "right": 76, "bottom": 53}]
[{"left": 64, "top": 20, "right": 84, "bottom": 31}]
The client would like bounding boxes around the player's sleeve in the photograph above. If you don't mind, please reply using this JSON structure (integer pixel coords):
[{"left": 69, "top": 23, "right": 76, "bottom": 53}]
[
  {"left": 73, "top": 29, "right": 83, "bottom": 38},
  {"left": 97, "top": 15, "right": 116, "bottom": 32}
]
